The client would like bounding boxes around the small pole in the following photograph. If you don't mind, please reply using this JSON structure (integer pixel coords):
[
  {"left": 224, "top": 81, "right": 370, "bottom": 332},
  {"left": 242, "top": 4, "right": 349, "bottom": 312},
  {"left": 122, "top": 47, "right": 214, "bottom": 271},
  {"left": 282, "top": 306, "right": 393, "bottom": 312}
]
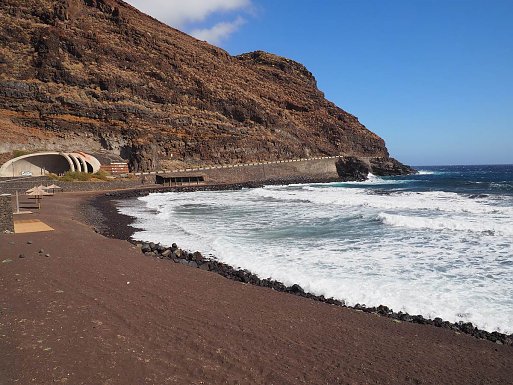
[{"left": 16, "top": 190, "right": 20, "bottom": 214}]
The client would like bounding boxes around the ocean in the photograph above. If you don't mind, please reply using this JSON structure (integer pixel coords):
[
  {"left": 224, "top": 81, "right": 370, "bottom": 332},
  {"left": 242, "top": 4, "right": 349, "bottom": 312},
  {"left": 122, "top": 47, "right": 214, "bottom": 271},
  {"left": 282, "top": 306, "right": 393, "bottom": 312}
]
[{"left": 117, "top": 165, "right": 513, "bottom": 334}]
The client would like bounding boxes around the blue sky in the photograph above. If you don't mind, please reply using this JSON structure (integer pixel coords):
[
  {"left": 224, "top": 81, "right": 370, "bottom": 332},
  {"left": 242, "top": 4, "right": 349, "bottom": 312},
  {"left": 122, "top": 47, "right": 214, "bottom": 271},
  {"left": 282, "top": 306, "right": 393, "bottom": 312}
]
[{"left": 126, "top": 1, "right": 513, "bottom": 166}]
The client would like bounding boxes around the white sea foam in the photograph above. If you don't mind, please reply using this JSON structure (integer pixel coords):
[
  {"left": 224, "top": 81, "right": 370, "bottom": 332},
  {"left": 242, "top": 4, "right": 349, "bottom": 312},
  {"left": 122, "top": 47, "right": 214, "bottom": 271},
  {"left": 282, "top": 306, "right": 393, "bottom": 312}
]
[
  {"left": 416, "top": 170, "right": 436, "bottom": 175},
  {"left": 118, "top": 183, "right": 513, "bottom": 334},
  {"left": 377, "top": 212, "right": 513, "bottom": 236},
  {"left": 252, "top": 184, "right": 513, "bottom": 216}
]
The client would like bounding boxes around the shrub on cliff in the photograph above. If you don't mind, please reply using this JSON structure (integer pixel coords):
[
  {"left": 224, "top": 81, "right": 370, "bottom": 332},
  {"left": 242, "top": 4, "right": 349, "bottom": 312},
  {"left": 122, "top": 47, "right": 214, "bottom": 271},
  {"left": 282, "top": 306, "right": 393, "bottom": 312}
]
[{"left": 50, "top": 170, "right": 110, "bottom": 182}]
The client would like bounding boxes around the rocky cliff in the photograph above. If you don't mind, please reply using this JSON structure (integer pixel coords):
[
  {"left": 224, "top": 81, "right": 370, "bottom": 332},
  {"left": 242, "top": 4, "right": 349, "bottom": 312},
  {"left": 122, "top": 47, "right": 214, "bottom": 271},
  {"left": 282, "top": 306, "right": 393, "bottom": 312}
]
[{"left": 0, "top": 0, "right": 408, "bottom": 172}]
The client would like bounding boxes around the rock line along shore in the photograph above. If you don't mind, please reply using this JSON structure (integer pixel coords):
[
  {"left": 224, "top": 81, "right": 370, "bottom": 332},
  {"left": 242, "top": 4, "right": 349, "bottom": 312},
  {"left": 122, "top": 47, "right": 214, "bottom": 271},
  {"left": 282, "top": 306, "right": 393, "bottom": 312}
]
[{"left": 85, "top": 182, "right": 513, "bottom": 347}]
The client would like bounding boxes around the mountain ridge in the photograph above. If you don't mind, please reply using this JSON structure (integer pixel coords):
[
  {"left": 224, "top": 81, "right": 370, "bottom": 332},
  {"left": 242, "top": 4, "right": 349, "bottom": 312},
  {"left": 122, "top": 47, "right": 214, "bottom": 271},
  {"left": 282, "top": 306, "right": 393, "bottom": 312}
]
[{"left": 0, "top": 0, "right": 405, "bottom": 172}]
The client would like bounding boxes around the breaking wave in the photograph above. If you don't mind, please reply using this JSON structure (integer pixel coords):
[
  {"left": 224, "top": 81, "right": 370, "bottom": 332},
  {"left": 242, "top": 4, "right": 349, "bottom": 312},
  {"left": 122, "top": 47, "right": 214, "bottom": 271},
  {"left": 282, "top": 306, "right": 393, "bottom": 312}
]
[{"left": 118, "top": 165, "right": 513, "bottom": 334}]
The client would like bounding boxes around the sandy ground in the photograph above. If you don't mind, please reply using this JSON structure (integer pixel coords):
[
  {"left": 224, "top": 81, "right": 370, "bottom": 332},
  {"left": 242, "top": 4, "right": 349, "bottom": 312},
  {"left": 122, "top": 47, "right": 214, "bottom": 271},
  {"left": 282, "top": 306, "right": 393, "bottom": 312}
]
[
  {"left": 13, "top": 219, "right": 54, "bottom": 234},
  {"left": 0, "top": 192, "right": 512, "bottom": 385}
]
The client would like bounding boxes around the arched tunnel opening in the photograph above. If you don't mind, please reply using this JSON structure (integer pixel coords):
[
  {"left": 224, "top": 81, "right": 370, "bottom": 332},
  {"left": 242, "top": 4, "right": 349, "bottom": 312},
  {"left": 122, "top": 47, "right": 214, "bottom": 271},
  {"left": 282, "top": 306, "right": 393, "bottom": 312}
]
[{"left": 6, "top": 154, "right": 72, "bottom": 176}]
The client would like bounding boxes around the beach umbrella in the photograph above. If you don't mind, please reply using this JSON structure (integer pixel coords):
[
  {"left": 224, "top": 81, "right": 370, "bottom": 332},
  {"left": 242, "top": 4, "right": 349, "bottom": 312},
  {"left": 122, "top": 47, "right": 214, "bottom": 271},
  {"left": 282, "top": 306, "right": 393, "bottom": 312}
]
[
  {"left": 26, "top": 185, "right": 52, "bottom": 194},
  {"left": 26, "top": 186, "right": 52, "bottom": 197},
  {"left": 46, "top": 184, "right": 62, "bottom": 193},
  {"left": 26, "top": 187, "right": 51, "bottom": 209}
]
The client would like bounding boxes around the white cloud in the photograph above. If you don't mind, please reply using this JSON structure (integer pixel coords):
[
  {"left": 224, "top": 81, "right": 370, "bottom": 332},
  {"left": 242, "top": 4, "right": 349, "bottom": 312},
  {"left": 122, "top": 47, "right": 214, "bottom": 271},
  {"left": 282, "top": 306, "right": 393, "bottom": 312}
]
[
  {"left": 125, "top": 0, "right": 252, "bottom": 27},
  {"left": 190, "top": 17, "right": 246, "bottom": 44}
]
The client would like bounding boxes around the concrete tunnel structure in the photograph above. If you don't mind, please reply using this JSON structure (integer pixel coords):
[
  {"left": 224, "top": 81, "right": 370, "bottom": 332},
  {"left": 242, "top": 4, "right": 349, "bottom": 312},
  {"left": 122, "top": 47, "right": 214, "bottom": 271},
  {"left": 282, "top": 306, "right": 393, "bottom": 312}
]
[{"left": 0, "top": 152, "right": 101, "bottom": 177}]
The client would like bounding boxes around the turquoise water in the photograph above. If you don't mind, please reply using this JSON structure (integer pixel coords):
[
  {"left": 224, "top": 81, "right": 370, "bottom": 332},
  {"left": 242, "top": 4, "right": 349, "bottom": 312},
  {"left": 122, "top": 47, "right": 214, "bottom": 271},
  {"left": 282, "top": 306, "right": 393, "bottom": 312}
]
[{"left": 119, "top": 165, "right": 513, "bottom": 333}]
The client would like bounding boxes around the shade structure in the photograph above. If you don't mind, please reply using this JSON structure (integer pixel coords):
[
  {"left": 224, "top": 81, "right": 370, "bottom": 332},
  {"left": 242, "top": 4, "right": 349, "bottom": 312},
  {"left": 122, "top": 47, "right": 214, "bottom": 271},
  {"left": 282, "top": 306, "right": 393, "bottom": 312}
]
[
  {"left": 26, "top": 185, "right": 50, "bottom": 193},
  {"left": 26, "top": 186, "right": 52, "bottom": 197},
  {"left": 26, "top": 186, "right": 52, "bottom": 209},
  {"left": 45, "top": 184, "right": 62, "bottom": 193}
]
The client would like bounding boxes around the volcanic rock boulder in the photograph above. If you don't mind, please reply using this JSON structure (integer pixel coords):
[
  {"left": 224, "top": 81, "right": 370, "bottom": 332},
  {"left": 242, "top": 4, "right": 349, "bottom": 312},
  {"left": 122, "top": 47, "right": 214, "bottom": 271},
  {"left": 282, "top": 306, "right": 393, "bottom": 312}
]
[
  {"left": 336, "top": 157, "right": 371, "bottom": 181},
  {"left": 369, "top": 157, "right": 417, "bottom": 176}
]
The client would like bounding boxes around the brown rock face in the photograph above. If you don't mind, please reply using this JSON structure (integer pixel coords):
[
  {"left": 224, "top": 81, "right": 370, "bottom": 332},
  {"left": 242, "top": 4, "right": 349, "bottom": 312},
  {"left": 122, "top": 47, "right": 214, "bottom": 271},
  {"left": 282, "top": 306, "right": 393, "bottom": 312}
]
[
  {"left": 0, "top": 0, "right": 397, "bottom": 171},
  {"left": 335, "top": 156, "right": 416, "bottom": 181}
]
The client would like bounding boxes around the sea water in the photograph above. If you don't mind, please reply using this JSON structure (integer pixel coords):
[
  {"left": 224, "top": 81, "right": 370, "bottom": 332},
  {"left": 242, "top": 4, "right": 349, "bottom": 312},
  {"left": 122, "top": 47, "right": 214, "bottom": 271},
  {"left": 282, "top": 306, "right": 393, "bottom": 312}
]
[{"left": 118, "top": 165, "right": 513, "bottom": 334}]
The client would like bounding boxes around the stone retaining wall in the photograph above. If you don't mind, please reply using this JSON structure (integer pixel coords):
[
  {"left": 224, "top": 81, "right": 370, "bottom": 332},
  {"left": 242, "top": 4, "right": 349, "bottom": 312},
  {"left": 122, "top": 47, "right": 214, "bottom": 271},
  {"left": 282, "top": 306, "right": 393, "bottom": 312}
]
[
  {"left": 172, "top": 158, "right": 339, "bottom": 184},
  {"left": 0, "top": 194, "right": 14, "bottom": 233},
  {"left": 210, "top": 158, "right": 339, "bottom": 184},
  {"left": 0, "top": 177, "right": 153, "bottom": 195},
  {"left": 0, "top": 158, "right": 339, "bottom": 194}
]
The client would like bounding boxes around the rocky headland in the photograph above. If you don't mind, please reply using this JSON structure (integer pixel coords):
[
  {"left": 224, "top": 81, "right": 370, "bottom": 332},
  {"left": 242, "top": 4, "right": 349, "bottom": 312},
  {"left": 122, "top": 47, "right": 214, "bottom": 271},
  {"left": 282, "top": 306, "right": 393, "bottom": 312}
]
[{"left": 1, "top": 0, "right": 412, "bottom": 177}]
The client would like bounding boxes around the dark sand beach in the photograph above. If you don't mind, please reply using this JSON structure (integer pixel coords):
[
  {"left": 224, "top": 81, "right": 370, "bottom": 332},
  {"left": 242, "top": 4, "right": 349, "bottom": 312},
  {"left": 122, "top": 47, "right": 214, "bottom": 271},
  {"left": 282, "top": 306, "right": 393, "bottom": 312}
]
[{"left": 1, "top": 191, "right": 512, "bottom": 385}]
